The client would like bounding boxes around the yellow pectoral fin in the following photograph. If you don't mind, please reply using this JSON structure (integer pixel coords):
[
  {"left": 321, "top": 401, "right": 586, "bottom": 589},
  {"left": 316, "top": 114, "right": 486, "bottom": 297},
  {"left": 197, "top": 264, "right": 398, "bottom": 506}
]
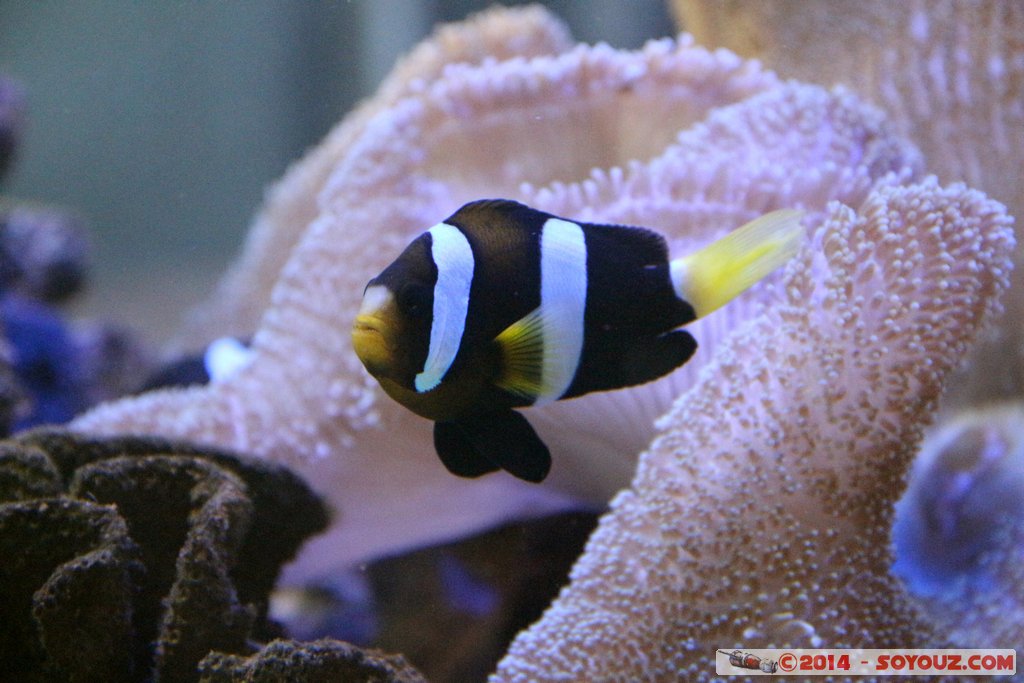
[
  {"left": 671, "top": 208, "right": 804, "bottom": 318},
  {"left": 493, "top": 308, "right": 547, "bottom": 399}
]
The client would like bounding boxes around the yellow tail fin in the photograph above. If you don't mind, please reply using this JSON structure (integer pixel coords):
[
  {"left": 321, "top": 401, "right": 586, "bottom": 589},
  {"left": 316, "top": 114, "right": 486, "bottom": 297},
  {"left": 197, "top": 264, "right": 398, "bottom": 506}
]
[{"left": 670, "top": 209, "right": 804, "bottom": 318}]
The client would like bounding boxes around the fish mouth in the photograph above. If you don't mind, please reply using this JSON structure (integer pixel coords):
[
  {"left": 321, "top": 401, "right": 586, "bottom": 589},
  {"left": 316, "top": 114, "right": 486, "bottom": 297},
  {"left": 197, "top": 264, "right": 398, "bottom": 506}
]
[
  {"left": 351, "top": 314, "right": 394, "bottom": 376},
  {"left": 352, "top": 314, "right": 385, "bottom": 336}
]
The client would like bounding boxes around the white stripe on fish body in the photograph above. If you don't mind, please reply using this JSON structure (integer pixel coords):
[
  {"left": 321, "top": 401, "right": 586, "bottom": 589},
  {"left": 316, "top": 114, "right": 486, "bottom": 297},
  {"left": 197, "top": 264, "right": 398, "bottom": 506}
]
[
  {"left": 415, "top": 222, "right": 474, "bottom": 393},
  {"left": 535, "top": 217, "right": 587, "bottom": 405},
  {"left": 669, "top": 259, "right": 691, "bottom": 303}
]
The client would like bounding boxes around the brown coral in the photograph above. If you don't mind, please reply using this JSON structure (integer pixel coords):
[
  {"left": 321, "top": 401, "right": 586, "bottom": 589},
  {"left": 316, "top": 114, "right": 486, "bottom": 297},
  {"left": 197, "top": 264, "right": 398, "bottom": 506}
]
[
  {"left": 0, "top": 430, "right": 328, "bottom": 682},
  {"left": 492, "top": 179, "right": 1013, "bottom": 680},
  {"left": 198, "top": 639, "right": 427, "bottom": 683},
  {"left": 0, "top": 497, "right": 139, "bottom": 682}
]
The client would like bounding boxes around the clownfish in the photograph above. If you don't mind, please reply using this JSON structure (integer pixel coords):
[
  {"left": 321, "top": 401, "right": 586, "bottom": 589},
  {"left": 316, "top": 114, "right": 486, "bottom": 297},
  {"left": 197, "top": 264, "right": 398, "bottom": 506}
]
[{"left": 352, "top": 199, "right": 802, "bottom": 483}]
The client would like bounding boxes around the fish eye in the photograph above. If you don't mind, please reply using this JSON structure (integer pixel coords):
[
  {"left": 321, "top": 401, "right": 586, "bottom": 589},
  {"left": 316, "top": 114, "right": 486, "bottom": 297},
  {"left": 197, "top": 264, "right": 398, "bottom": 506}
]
[{"left": 397, "top": 282, "right": 430, "bottom": 318}]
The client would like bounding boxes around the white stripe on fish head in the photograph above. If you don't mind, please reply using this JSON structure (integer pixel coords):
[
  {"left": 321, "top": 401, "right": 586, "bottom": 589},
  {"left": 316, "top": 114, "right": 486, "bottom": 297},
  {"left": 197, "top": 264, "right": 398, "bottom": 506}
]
[
  {"left": 414, "top": 222, "right": 475, "bottom": 393},
  {"left": 535, "top": 217, "right": 587, "bottom": 405}
]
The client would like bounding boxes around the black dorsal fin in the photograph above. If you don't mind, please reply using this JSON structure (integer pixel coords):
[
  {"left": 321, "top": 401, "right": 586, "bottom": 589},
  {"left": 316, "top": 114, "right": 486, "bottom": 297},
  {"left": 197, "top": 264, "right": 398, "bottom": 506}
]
[
  {"left": 444, "top": 199, "right": 550, "bottom": 235},
  {"left": 448, "top": 198, "right": 532, "bottom": 217},
  {"left": 458, "top": 197, "right": 532, "bottom": 214}
]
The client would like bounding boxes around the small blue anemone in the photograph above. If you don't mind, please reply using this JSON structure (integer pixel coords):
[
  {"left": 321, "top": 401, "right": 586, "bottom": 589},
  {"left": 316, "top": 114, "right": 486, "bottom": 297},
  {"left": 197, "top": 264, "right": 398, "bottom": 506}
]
[
  {"left": 2, "top": 293, "right": 86, "bottom": 430},
  {"left": 892, "top": 406, "right": 1024, "bottom": 598}
]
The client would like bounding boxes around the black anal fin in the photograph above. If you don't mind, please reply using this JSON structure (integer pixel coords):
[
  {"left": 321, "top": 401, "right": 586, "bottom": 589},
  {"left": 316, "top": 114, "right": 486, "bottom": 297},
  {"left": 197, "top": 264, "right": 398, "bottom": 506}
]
[
  {"left": 433, "top": 411, "right": 551, "bottom": 483},
  {"left": 564, "top": 330, "right": 698, "bottom": 398},
  {"left": 619, "top": 330, "right": 698, "bottom": 387}
]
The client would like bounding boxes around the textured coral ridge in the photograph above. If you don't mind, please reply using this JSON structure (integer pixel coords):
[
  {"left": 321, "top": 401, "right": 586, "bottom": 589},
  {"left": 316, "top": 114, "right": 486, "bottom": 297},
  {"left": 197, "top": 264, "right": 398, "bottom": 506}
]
[
  {"left": 493, "top": 181, "right": 1014, "bottom": 681},
  {"left": 71, "top": 6, "right": 924, "bottom": 577},
  {"left": 198, "top": 639, "right": 427, "bottom": 683},
  {"left": 0, "top": 429, "right": 328, "bottom": 682}
]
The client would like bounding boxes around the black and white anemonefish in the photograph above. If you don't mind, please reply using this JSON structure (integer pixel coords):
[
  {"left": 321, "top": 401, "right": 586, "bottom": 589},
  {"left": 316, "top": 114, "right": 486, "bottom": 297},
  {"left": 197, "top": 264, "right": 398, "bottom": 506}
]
[{"left": 352, "top": 199, "right": 802, "bottom": 483}]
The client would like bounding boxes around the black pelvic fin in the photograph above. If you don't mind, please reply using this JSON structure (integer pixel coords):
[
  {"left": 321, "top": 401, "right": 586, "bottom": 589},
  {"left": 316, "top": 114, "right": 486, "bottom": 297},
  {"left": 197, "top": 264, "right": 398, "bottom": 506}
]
[
  {"left": 432, "top": 411, "right": 551, "bottom": 483},
  {"left": 433, "top": 421, "right": 501, "bottom": 478}
]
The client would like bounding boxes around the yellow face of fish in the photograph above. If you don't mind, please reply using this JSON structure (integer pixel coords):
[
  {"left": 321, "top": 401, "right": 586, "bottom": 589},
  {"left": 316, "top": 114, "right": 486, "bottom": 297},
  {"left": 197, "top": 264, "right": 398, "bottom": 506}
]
[
  {"left": 351, "top": 237, "right": 435, "bottom": 391},
  {"left": 353, "top": 222, "right": 499, "bottom": 423},
  {"left": 351, "top": 284, "right": 402, "bottom": 379}
]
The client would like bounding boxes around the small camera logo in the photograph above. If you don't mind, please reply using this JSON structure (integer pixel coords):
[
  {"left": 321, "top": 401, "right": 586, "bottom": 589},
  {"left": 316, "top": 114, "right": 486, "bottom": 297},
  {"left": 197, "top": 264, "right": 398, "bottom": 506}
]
[{"left": 719, "top": 649, "right": 778, "bottom": 674}]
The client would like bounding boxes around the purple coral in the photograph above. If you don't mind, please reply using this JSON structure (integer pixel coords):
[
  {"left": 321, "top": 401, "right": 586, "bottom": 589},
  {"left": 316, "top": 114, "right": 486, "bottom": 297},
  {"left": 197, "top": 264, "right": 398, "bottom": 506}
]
[
  {"left": 893, "top": 408, "right": 1024, "bottom": 595},
  {"left": 893, "top": 404, "right": 1024, "bottom": 645},
  {"left": 0, "top": 205, "right": 90, "bottom": 304},
  {"left": 0, "top": 74, "right": 153, "bottom": 434}
]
